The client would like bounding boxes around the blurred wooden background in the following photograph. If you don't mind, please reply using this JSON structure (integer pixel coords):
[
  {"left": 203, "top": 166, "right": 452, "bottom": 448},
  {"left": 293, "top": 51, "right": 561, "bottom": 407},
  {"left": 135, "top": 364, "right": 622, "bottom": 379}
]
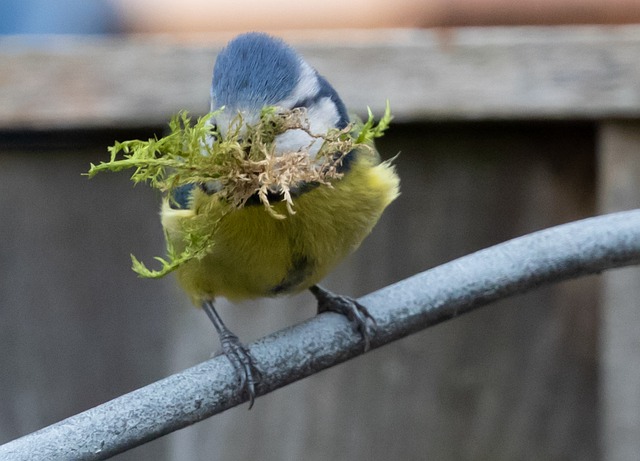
[{"left": 1, "top": 26, "right": 639, "bottom": 461}]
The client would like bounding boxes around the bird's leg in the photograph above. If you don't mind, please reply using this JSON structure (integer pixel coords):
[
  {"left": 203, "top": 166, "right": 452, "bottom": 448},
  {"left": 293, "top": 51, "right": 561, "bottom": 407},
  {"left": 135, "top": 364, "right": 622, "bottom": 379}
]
[
  {"left": 202, "top": 300, "right": 260, "bottom": 408},
  {"left": 309, "top": 285, "right": 377, "bottom": 352}
]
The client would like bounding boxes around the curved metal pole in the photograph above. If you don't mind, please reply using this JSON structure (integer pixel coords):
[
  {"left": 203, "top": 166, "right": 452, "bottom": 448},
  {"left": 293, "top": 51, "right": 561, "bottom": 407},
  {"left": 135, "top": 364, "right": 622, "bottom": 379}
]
[{"left": 1, "top": 209, "right": 639, "bottom": 461}]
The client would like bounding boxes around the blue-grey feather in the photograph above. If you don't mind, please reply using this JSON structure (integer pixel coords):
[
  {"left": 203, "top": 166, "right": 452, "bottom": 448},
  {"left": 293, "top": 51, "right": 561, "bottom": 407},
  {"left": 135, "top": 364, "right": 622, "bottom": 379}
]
[
  {"left": 294, "top": 74, "right": 349, "bottom": 129},
  {"left": 170, "top": 183, "right": 195, "bottom": 210},
  {"left": 212, "top": 33, "right": 300, "bottom": 110}
]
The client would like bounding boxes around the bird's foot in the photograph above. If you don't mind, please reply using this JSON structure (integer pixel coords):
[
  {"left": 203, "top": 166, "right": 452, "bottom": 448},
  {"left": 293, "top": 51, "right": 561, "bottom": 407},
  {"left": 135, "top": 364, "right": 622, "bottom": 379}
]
[
  {"left": 219, "top": 331, "right": 261, "bottom": 409},
  {"left": 310, "top": 285, "right": 377, "bottom": 352},
  {"left": 203, "top": 301, "right": 261, "bottom": 408}
]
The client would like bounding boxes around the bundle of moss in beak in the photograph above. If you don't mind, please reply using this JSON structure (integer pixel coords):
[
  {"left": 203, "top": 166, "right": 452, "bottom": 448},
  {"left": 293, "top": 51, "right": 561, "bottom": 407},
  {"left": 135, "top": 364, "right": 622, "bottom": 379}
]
[{"left": 87, "top": 103, "right": 392, "bottom": 278}]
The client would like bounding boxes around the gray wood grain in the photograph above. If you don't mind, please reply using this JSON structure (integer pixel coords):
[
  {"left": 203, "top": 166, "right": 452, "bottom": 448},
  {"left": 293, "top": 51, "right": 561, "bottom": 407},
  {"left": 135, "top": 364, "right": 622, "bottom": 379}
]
[
  {"left": 598, "top": 121, "right": 640, "bottom": 461},
  {"left": 1, "top": 25, "right": 640, "bottom": 129}
]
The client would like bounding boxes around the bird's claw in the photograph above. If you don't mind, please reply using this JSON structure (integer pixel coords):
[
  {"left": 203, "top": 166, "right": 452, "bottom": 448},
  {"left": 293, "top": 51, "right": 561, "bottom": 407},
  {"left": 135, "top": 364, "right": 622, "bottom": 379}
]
[
  {"left": 311, "top": 286, "right": 378, "bottom": 352},
  {"left": 219, "top": 332, "right": 261, "bottom": 409}
]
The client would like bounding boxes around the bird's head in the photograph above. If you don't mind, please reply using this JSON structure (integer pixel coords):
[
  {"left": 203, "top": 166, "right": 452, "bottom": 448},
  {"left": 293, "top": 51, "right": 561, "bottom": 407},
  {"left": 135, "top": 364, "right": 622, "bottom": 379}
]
[{"left": 210, "top": 32, "right": 349, "bottom": 157}]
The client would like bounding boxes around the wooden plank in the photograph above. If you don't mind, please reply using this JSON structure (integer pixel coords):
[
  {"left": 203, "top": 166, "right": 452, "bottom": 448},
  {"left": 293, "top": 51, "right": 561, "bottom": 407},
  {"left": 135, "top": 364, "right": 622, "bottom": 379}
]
[
  {"left": 0, "top": 141, "right": 175, "bottom": 460},
  {"left": 2, "top": 25, "right": 640, "bottom": 129},
  {"left": 597, "top": 121, "right": 640, "bottom": 461}
]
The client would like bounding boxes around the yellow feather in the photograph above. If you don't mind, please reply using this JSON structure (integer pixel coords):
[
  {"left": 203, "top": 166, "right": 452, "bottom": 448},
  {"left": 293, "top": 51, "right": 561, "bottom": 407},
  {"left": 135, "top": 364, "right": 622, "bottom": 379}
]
[{"left": 161, "top": 147, "right": 400, "bottom": 306}]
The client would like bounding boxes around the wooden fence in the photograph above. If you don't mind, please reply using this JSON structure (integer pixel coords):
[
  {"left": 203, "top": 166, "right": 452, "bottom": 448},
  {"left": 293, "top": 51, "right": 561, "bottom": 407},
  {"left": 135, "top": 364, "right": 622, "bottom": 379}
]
[{"left": 1, "top": 26, "right": 639, "bottom": 460}]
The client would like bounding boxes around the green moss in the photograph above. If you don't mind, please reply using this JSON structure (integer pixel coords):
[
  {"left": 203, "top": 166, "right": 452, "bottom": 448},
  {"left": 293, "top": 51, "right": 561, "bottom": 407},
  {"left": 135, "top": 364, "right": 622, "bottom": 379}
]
[{"left": 88, "top": 103, "right": 392, "bottom": 278}]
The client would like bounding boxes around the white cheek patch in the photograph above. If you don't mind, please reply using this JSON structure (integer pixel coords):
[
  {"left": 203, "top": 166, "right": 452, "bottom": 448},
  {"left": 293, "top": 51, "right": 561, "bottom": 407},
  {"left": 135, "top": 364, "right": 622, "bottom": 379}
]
[
  {"left": 276, "top": 60, "right": 319, "bottom": 109},
  {"left": 307, "top": 96, "right": 341, "bottom": 133},
  {"left": 210, "top": 110, "right": 233, "bottom": 139},
  {"left": 274, "top": 96, "right": 341, "bottom": 159},
  {"left": 214, "top": 110, "right": 260, "bottom": 137},
  {"left": 275, "top": 129, "right": 317, "bottom": 156}
]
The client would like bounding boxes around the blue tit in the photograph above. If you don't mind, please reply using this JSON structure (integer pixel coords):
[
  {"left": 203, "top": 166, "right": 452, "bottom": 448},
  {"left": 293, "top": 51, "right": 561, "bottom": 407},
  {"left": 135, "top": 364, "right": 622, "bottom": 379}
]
[{"left": 161, "top": 32, "right": 399, "bottom": 406}]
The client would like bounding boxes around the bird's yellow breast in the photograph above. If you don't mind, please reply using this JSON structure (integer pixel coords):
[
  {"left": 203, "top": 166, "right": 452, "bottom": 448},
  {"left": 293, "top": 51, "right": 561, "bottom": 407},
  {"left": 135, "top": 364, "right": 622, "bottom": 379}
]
[{"left": 161, "top": 150, "right": 399, "bottom": 306}]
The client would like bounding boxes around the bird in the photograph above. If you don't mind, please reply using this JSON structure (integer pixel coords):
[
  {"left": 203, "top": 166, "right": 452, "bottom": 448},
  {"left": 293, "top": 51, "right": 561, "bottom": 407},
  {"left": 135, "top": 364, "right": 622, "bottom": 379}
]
[{"left": 160, "top": 32, "right": 400, "bottom": 406}]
